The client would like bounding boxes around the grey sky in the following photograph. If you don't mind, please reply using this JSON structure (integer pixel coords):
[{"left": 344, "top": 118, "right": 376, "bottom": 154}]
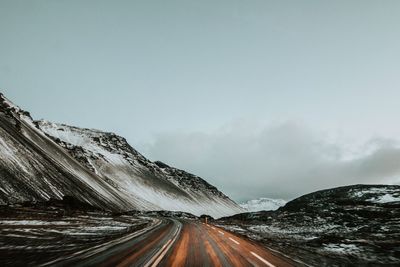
[{"left": 1, "top": 1, "right": 400, "bottom": 201}]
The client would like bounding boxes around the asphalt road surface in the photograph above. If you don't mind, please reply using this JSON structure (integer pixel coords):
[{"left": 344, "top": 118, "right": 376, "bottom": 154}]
[{"left": 54, "top": 219, "right": 296, "bottom": 267}]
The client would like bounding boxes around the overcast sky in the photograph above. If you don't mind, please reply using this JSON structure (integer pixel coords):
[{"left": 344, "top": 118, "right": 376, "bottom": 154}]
[{"left": 1, "top": 1, "right": 400, "bottom": 202}]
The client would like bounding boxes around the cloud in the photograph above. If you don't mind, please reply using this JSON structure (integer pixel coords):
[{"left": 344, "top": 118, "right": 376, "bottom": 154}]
[{"left": 143, "top": 120, "right": 400, "bottom": 202}]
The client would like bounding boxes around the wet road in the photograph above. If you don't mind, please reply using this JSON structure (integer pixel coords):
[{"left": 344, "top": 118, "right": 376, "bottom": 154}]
[{"left": 57, "top": 219, "right": 295, "bottom": 267}]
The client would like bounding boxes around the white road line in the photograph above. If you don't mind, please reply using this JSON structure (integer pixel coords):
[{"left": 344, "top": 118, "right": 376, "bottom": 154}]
[
  {"left": 250, "top": 252, "right": 276, "bottom": 267},
  {"left": 144, "top": 222, "right": 182, "bottom": 267},
  {"left": 218, "top": 230, "right": 224, "bottom": 235},
  {"left": 211, "top": 227, "right": 215, "bottom": 230},
  {"left": 228, "top": 237, "right": 240, "bottom": 245},
  {"left": 147, "top": 239, "right": 172, "bottom": 267}
]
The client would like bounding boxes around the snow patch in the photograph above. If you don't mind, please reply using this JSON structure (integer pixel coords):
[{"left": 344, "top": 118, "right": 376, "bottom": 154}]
[
  {"left": 323, "top": 243, "right": 361, "bottom": 254},
  {"left": 240, "top": 197, "right": 287, "bottom": 212},
  {"left": 352, "top": 187, "right": 400, "bottom": 203},
  {"left": 0, "top": 220, "right": 70, "bottom": 226},
  {"left": 370, "top": 193, "right": 400, "bottom": 203}
]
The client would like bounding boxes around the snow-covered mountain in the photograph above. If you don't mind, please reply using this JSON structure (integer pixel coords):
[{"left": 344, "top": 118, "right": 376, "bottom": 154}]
[
  {"left": 0, "top": 93, "right": 243, "bottom": 217},
  {"left": 240, "top": 198, "right": 287, "bottom": 212}
]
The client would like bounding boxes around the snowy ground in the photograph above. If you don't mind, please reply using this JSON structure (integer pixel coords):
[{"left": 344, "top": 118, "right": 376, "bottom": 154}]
[
  {"left": 0, "top": 205, "right": 152, "bottom": 266},
  {"left": 217, "top": 185, "right": 400, "bottom": 266}
]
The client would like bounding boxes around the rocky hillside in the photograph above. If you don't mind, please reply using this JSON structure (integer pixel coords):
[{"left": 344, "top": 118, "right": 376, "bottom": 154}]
[
  {"left": 217, "top": 184, "right": 400, "bottom": 266},
  {"left": 0, "top": 93, "right": 243, "bottom": 217}
]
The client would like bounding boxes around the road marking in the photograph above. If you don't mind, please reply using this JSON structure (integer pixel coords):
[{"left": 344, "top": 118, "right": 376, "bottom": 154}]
[
  {"left": 218, "top": 230, "right": 224, "bottom": 235},
  {"left": 144, "top": 222, "right": 182, "bottom": 267},
  {"left": 229, "top": 237, "right": 240, "bottom": 245},
  {"left": 250, "top": 252, "right": 276, "bottom": 267},
  {"left": 211, "top": 227, "right": 215, "bottom": 230},
  {"left": 144, "top": 239, "right": 172, "bottom": 267}
]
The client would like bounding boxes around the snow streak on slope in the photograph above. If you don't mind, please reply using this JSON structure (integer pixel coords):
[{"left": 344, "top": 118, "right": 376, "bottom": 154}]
[
  {"left": 0, "top": 94, "right": 135, "bottom": 210},
  {"left": 240, "top": 198, "right": 287, "bottom": 212},
  {"left": 37, "top": 121, "right": 243, "bottom": 217},
  {"left": 0, "top": 93, "right": 243, "bottom": 217}
]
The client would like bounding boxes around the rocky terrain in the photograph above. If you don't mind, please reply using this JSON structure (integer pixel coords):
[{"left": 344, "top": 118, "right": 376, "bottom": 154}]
[
  {"left": 0, "top": 199, "right": 154, "bottom": 266},
  {"left": 0, "top": 93, "right": 243, "bottom": 218},
  {"left": 217, "top": 184, "right": 400, "bottom": 266}
]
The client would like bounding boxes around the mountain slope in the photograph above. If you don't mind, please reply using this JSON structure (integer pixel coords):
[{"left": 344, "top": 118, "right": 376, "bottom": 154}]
[
  {"left": 0, "top": 93, "right": 243, "bottom": 217},
  {"left": 0, "top": 94, "right": 133, "bottom": 211}
]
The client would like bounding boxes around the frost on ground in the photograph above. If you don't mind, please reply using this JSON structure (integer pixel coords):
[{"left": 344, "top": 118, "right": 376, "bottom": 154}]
[
  {"left": 217, "top": 184, "right": 400, "bottom": 267},
  {"left": 0, "top": 204, "right": 152, "bottom": 266}
]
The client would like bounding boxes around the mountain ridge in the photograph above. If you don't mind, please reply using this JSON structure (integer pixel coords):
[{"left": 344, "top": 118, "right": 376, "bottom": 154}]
[{"left": 0, "top": 93, "right": 243, "bottom": 217}]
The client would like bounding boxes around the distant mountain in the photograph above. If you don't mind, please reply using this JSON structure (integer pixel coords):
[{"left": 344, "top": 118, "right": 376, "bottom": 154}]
[
  {"left": 218, "top": 184, "right": 400, "bottom": 266},
  {"left": 239, "top": 197, "right": 286, "bottom": 212},
  {"left": 0, "top": 93, "right": 243, "bottom": 218}
]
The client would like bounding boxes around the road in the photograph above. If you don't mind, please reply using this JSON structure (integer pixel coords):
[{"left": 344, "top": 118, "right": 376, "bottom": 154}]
[{"left": 55, "top": 219, "right": 296, "bottom": 267}]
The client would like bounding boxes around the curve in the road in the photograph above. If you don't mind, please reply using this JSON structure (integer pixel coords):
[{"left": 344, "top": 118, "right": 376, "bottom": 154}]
[{"left": 53, "top": 218, "right": 297, "bottom": 267}]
